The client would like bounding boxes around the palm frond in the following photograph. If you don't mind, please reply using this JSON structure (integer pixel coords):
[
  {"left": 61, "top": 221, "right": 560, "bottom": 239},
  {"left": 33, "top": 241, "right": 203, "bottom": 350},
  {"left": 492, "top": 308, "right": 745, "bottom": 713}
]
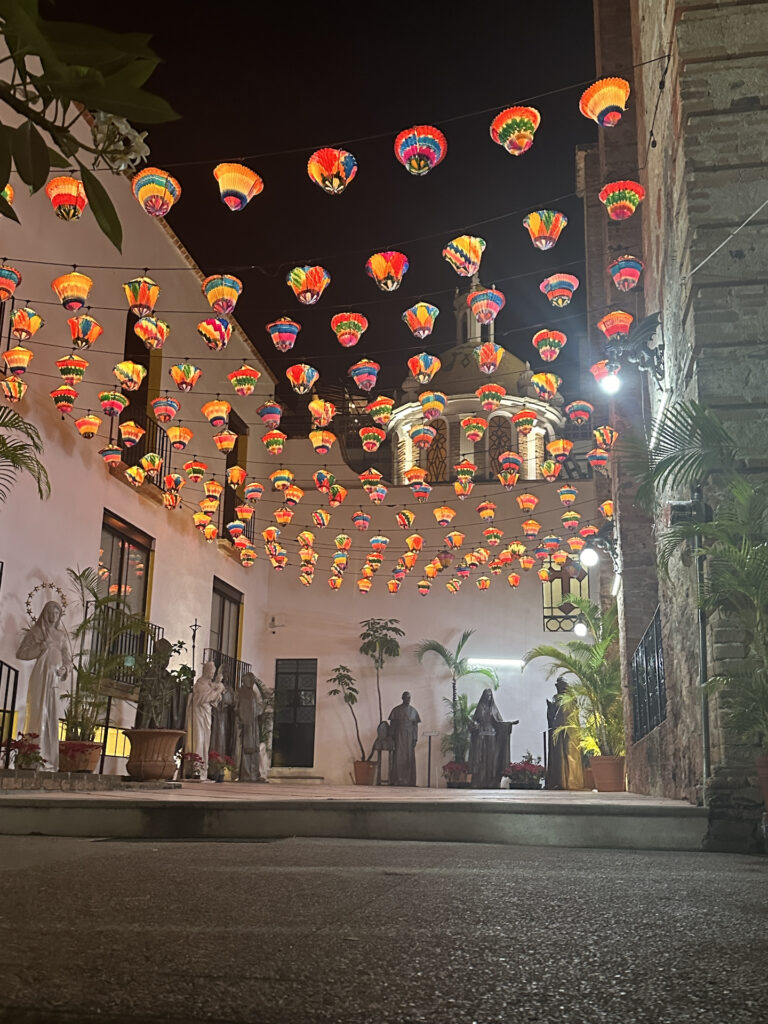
[
  {"left": 453, "top": 629, "right": 476, "bottom": 660},
  {"left": 415, "top": 639, "right": 455, "bottom": 670}
]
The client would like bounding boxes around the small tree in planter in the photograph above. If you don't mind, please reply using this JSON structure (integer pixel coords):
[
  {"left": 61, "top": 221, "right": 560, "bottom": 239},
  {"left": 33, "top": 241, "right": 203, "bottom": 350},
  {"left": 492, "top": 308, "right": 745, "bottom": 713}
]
[
  {"left": 327, "top": 665, "right": 376, "bottom": 785},
  {"left": 359, "top": 618, "right": 404, "bottom": 724}
]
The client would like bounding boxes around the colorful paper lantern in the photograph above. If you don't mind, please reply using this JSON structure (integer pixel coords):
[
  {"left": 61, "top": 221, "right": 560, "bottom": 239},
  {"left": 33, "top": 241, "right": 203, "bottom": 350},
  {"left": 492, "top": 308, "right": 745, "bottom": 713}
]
[
  {"left": 568, "top": 536, "right": 586, "bottom": 553},
  {"left": 521, "top": 519, "right": 541, "bottom": 538},
  {"left": 150, "top": 395, "right": 180, "bottom": 423},
  {"left": 472, "top": 342, "right": 504, "bottom": 377},
  {"left": 68, "top": 313, "right": 102, "bottom": 349},
  {"left": 594, "top": 425, "right": 619, "bottom": 450},
  {"left": 51, "top": 271, "right": 92, "bottom": 310},
  {"left": 539, "top": 274, "right": 579, "bottom": 308},
  {"left": 461, "top": 416, "right": 488, "bottom": 443},
  {"left": 203, "top": 524, "right": 219, "bottom": 543},
  {"left": 468, "top": 289, "right": 505, "bottom": 326},
  {"left": 532, "top": 330, "right": 567, "bottom": 362},
  {"left": 586, "top": 448, "right": 610, "bottom": 474},
  {"left": 227, "top": 520, "right": 245, "bottom": 541},
  {"left": 1, "top": 184, "right": 12, "bottom": 205},
  {"left": 125, "top": 465, "right": 146, "bottom": 488},
  {"left": 590, "top": 360, "right": 621, "bottom": 390},
  {"left": 225, "top": 467, "right": 247, "bottom": 493},
  {"left": 540, "top": 460, "right": 562, "bottom": 482},
  {"left": 444, "top": 530, "right": 465, "bottom": 550},
  {"left": 123, "top": 277, "right": 159, "bottom": 318},
  {"left": 454, "top": 478, "right": 474, "bottom": 500},
  {"left": 227, "top": 364, "right": 261, "bottom": 397},
  {"left": 169, "top": 362, "right": 202, "bottom": 392},
  {"left": 240, "top": 548, "right": 257, "bottom": 567},
  {"left": 433, "top": 506, "right": 456, "bottom": 527},
  {"left": 164, "top": 473, "right": 185, "bottom": 493},
  {"left": 547, "top": 438, "right": 573, "bottom": 464},
  {"left": 365, "top": 251, "right": 409, "bottom": 292},
  {"left": 0, "top": 267, "right": 21, "bottom": 306},
  {"left": 328, "top": 576, "right": 343, "bottom": 590},
  {"left": 608, "top": 255, "right": 644, "bottom": 292},
  {"left": 312, "top": 508, "right": 331, "bottom": 529},
  {"left": 167, "top": 426, "right": 193, "bottom": 451},
  {"left": 396, "top": 510, "right": 415, "bottom": 531},
  {"left": 132, "top": 167, "right": 181, "bottom": 216},
  {"left": 552, "top": 550, "right": 570, "bottom": 568},
  {"left": 359, "top": 425, "right": 386, "bottom": 452},
  {"left": 537, "top": 568, "right": 551, "bottom": 582},
  {"left": 330, "top": 312, "right": 368, "bottom": 348},
  {"left": 557, "top": 486, "right": 579, "bottom": 507},
  {"left": 442, "top": 235, "right": 485, "bottom": 277},
  {"left": 498, "top": 451, "right": 524, "bottom": 473},
  {"left": 193, "top": 512, "right": 211, "bottom": 531},
  {"left": 407, "top": 352, "right": 441, "bottom": 384},
  {"left": 235, "top": 504, "right": 254, "bottom": 521},
  {"left": 352, "top": 510, "right": 372, "bottom": 532},
  {"left": 387, "top": 579, "right": 401, "bottom": 594},
  {"left": 2, "top": 346, "right": 33, "bottom": 376},
  {"left": 348, "top": 359, "right": 380, "bottom": 392},
  {"left": 597, "top": 310, "right": 634, "bottom": 341},
  {"left": 476, "top": 501, "right": 496, "bottom": 523},
  {"left": 580, "top": 524, "right": 599, "bottom": 539},
  {"left": 309, "top": 430, "right": 336, "bottom": 455},
  {"left": 313, "top": 469, "right": 335, "bottom": 492},
  {"left": 307, "top": 147, "right": 357, "bottom": 194},
  {"left": 286, "top": 363, "right": 319, "bottom": 395},
  {"left": 358, "top": 578, "right": 373, "bottom": 594},
  {"left": 99, "top": 443, "right": 122, "bottom": 466},
  {"left": 562, "top": 511, "right": 582, "bottom": 531},
  {"left": 286, "top": 265, "right": 330, "bottom": 305},
  {"left": 418, "top": 390, "right": 447, "bottom": 422},
  {"left": 410, "top": 423, "right": 437, "bottom": 449},
  {"left": 253, "top": 402, "right": 281, "bottom": 430},
  {"left": 270, "top": 469, "right": 294, "bottom": 491},
  {"left": 507, "top": 541, "right": 527, "bottom": 558},
  {"left": 113, "top": 361, "right": 146, "bottom": 391},
  {"left": 197, "top": 317, "right": 232, "bottom": 351},
  {"left": 213, "top": 162, "right": 263, "bottom": 210},
  {"left": 565, "top": 401, "right": 594, "bottom": 425},
  {"left": 44, "top": 176, "right": 87, "bottom": 220},
  {"left": 394, "top": 125, "right": 447, "bottom": 175},
  {"left": 507, "top": 572, "right": 521, "bottom": 589},
  {"left": 244, "top": 482, "right": 264, "bottom": 503},
  {"left": 497, "top": 470, "right": 519, "bottom": 491},
  {"left": 404, "top": 467, "right": 428, "bottom": 487},
  {"left": 402, "top": 302, "right": 439, "bottom": 340},
  {"left": 475, "top": 383, "right": 506, "bottom": 412},
  {"left": 98, "top": 390, "right": 129, "bottom": 417},
  {"left": 483, "top": 528, "right": 503, "bottom": 547},
  {"left": 306, "top": 398, "right": 336, "bottom": 428},
  {"left": 213, "top": 429, "right": 237, "bottom": 453},
  {"left": 370, "top": 535, "right": 390, "bottom": 554},
  {"left": 530, "top": 373, "right": 561, "bottom": 402},
  {"left": 262, "top": 429, "right": 287, "bottom": 455},
  {"left": 599, "top": 180, "right": 645, "bottom": 220},
  {"left": 283, "top": 484, "right": 305, "bottom": 507},
  {"left": 200, "top": 496, "right": 220, "bottom": 516},
  {"left": 0, "top": 376, "right": 26, "bottom": 403},
  {"left": 119, "top": 420, "right": 145, "bottom": 448},
  {"left": 515, "top": 493, "right": 538, "bottom": 514},
  {"left": 523, "top": 210, "right": 568, "bottom": 251},
  {"left": 416, "top": 579, "right": 431, "bottom": 596},
  {"left": 490, "top": 106, "right": 541, "bottom": 155},
  {"left": 263, "top": 318, "right": 299, "bottom": 355},
  {"left": 131, "top": 315, "right": 168, "bottom": 351},
  {"left": 411, "top": 482, "right": 432, "bottom": 502},
  {"left": 202, "top": 274, "right": 242, "bottom": 316},
  {"left": 519, "top": 555, "right": 536, "bottom": 571},
  {"left": 579, "top": 77, "right": 630, "bottom": 127},
  {"left": 183, "top": 458, "right": 207, "bottom": 483},
  {"left": 475, "top": 576, "right": 490, "bottom": 591},
  {"left": 201, "top": 399, "right": 231, "bottom": 428},
  {"left": 368, "top": 484, "right": 388, "bottom": 505},
  {"left": 366, "top": 396, "right": 395, "bottom": 426},
  {"left": 140, "top": 452, "right": 163, "bottom": 477},
  {"left": 11, "top": 307, "right": 43, "bottom": 341},
  {"left": 75, "top": 413, "right": 101, "bottom": 439}
]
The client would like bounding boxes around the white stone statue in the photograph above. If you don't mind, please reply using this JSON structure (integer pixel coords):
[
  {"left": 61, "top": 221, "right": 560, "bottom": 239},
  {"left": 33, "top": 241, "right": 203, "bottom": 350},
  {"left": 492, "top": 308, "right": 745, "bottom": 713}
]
[
  {"left": 16, "top": 600, "right": 72, "bottom": 771},
  {"left": 235, "top": 672, "right": 264, "bottom": 782},
  {"left": 185, "top": 661, "right": 224, "bottom": 779}
]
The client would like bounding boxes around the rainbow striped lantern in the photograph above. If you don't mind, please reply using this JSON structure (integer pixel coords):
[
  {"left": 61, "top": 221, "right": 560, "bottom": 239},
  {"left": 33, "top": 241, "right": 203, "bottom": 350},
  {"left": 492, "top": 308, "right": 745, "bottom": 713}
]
[
  {"left": 328, "top": 576, "right": 343, "bottom": 591},
  {"left": 98, "top": 390, "right": 129, "bottom": 418},
  {"left": 75, "top": 413, "right": 101, "bottom": 439},
  {"left": 599, "top": 500, "right": 615, "bottom": 520},
  {"left": 417, "top": 579, "right": 431, "bottom": 597},
  {"left": 540, "top": 460, "right": 562, "bottom": 483},
  {"left": 202, "top": 274, "right": 242, "bottom": 316},
  {"left": 594, "top": 425, "right": 619, "bottom": 450},
  {"left": 402, "top": 302, "right": 439, "bottom": 340},
  {"left": 365, "top": 251, "right": 410, "bottom": 292},
  {"left": 348, "top": 359, "right": 380, "bottom": 392},
  {"left": 134, "top": 316, "right": 170, "bottom": 350},
  {"left": 499, "top": 451, "right": 524, "bottom": 474},
  {"left": 407, "top": 352, "right": 441, "bottom": 384},
  {"left": 488, "top": 559, "right": 504, "bottom": 576},
  {"left": 522, "top": 519, "right": 541, "bottom": 538},
  {"left": 497, "top": 470, "right": 518, "bottom": 491},
  {"left": 68, "top": 313, "right": 102, "bottom": 349},
  {"left": 244, "top": 482, "right": 264, "bottom": 503},
  {"left": 235, "top": 505, "right": 255, "bottom": 523},
  {"left": 358, "top": 578, "right": 373, "bottom": 594},
  {"left": 599, "top": 180, "right": 645, "bottom": 220},
  {"left": 228, "top": 364, "right": 261, "bottom": 397},
  {"left": 266, "top": 317, "right": 301, "bottom": 353},
  {"left": 204, "top": 479, "right": 224, "bottom": 500},
  {"left": 283, "top": 484, "right": 305, "bottom": 507},
  {"left": 468, "top": 289, "right": 505, "bottom": 327},
  {"left": 123, "top": 277, "right": 159, "bottom": 317},
  {"left": 308, "top": 398, "right": 336, "bottom": 428},
  {"left": 586, "top": 448, "right": 610, "bottom": 475},
  {"left": 370, "top": 535, "right": 390, "bottom": 555},
  {"left": 169, "top": 362, "right": 202, "bottom": 392},
  {"left": 125, "top": 466, "right": 146, "bottom": 488},
  {"left": 51, "top": 271, "right": 92, "bottom": 311},
  {"left": 531, "top": 373, "right": 561, "bottom": 402},
  {"left": 50, "top": 385, "right": 77, "bottom": 416},
  {"left": 508, "top": 541, "right": 527, "bottom": 558},
  {"left": 119, "top": 421, "right": 145, "bottom": 448},
  {"left": 411, "top": 481, "right": 432, "bottom": 503},
  {"left": 359, "top": 426, "right": 386, "bottom": 452},
  {"left": 520, "top": 555, "right": 536, "bottom": 571},
  {"left": 564, "top": 401, "right": 594, "bottom": 425},
  {"left": 99, "top": 443, "right": 122, "bottom": 466},
  {"left": 533, "top": 330, "right": 567, "bottom": 362},
  {"left": 366, "top": 395, "right": 395, "bottom": 426},
  {"left": 359, "top": 468, "right": 383, "bottom": 492},
  {"left": 394, "top": 124, "right": 447, "bottom": 176},
  {"left": 312, "top": 508, "right": 331, "bottom": 529},
  {"left": 0, "top": 376, "right": 26, "bottom": 403},
  {"left": 387, "top": 579, "right": 401, "bottom": 594},
  {"left": 397, "top": 510, "right": 415, "bottom": 530},
  {"left": 446, "top": 579, "right": 461, "bottom": 594},
  {"left": 474, "top": 342, "right": 505, "bottom": 377},
  {"left": 404, "top": 466, "right": 428, "bottom": 487},
  {"left": 607, "top": 253, "right": 644, "bottom": 292},
  {"left": 329, "top": 484, "right": 348, "bottom": 508},
  {"left": 197, "top": 317, "right": 232, "bottom": 351},
  {"left": 227, "top": 520, "right": 245, "bottom": 541},
  {"left": 113, "top": 360, "right": 147, "bottom": 391},
  {"left": 490, "top": 106, "right": 541, "bottom": 156},
  {"left": 164, "top": 473, "right": 185, "bottom": 493},
  {"left": 213, "top": 429, "right": 237, "bottom": 453},
  {"left": 45, "top": 176, "right": 87, "bottom": 220},
  {"left": 507, "top": 572, "right": 521, "bottom": 590},
  {"left": 557, "top": 485, "right": 579, "bottom": 507},
  {"left": 167, "top": 426, "right": 193, "bottom": 451},
  {"left": 163, "top": 490, "right": 181, "bottom": 510},
  {"left": 213, "top": 162, "right": 263, "bottom": 210},
  {"left": 580, "top": 524, "right": 599, "bottom": 540},
  {"left": 410, "top": 423, "right": 437, "bottom": 449},
  {"left": 444, "top": 531, "right": 465, "bottom": 550},
  {"left": 442, "top": 235, "right": 486, "bottom": 277},
  {"left": 313, "top": 469, "right": 335, "bottom": 492},
  {"left": 11, "top": 307, "right": 43, "bottom": 341},
  {"left": 418, "top": 390, "right": 447, "bottom": 422},
  {"left": 516, "top": 492, "right": 538, "bottom": 513},
  {"left": 590, "top": 360, "right": 620, "bottom": 390},
  {"left": 286, "top": 363, "right": 319, "bottom": 395},
  {"left": 568, "top": 536, "right": 586, "bottom": 554},
  {"left": 523, "top": 210, "right": 568, "bottom": 251},
  {"left": 201, "top": 399, "right": 231, "bottom": 429},
  {"left": 203, "top": 524, "right": 219, "bottom": 544},
  {"left": 352, "top": 510, "right": 372, "bottom": 531},
  {"left": 331, "top": 312, "right": 368, "bottom": 348},
  {"left": 262, "top": 429, "right": 287, "bottom": 455},
  {"left": 309, "top": 430, "right": 336, "bottom": 456},
  {"left": 369, "top": 484, "right": 388, "bottom": 505},
  {"left": 476, "top": 500, "right": 496, "bottom": 522},
  {"left": 551, "top": 550, "right": 570, "bottom": 568},
  {"left": 240, "top": 547, "right": 257, "bottom": 567},
  {"left": 483, "top": 527, "right": 503, "bottom": 547},
  {"left": 307, "top": 148, "right": 358, "bottom": 194},
  {"left": 184, "top": 458, "right": 207, "bottom": 483},
  {"left": 334, "top": 533, "right": 352, "bottom": 552},
  {"left": 0, "top": 266, "right": 21, "bottom": 302},
  {"left": 140, "top": 452, "right": 163, "bottom": 477},
  {"left": 539, "top": 274, "right": 579, "bottom": 308},
  {"left": 476, "top": 576, "right": 491, "bottom": 591},
  {"left": 461, "top": 416, "right": 488, "bottom": 444},
  {"left": 2, "top": 346, "right": 33, "bottom": 376},
  {"left": 562, "top": 510, "right": 582, "bottom": 531},
  {"left": 132, "top": 167, "right": 181, "bottom": 216},
  {"left": 597, "top": 310, "right": 634, "bottom": 342},
  {"left": 454, "top": 459, "right": 476, "bottom": 482},
  {"left": 537, "top": 568, "right": 551, "bottom": 582},
  {"left": 475, "top": 383, "right": 506, "bottom": 412},
  {"left": 547, "top": 438, "right": 573, "bottom": 464},
  {"left": 286, "top": 265, "right": 330, "bottom": 305},
  {"left": 579, "top": 77, "right": 631, "bottom": 127},
  {"left": 257, "top": 402, "right": 283, "bottom": 429}
]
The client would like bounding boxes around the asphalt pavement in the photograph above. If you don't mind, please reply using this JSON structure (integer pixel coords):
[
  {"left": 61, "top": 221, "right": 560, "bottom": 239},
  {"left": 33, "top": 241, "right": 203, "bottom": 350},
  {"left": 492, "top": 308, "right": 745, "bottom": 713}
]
[{"left": 0, "top": 836, "right": 765, "bottom": 1023}]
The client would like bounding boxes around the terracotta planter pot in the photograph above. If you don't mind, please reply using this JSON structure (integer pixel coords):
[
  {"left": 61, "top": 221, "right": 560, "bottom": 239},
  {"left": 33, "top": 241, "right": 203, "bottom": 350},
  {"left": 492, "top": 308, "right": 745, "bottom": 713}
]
[
  {"left": 353, "top": 760, "right": 376, "bottom": 786},
  {"left": 590, "top": 755, "right": 626, "bottom": 792},
  {"left": 58, "top": 741, "right": 102, "bottom": 773},
  {"left": 583, "top": 766, "right": 596, "bottom": 790},
  {"left": 123, "top": 729, "right": 184, "bottom": 782},
  {"left": 755, "top": 755, "right": 768, "bottom": 807}
]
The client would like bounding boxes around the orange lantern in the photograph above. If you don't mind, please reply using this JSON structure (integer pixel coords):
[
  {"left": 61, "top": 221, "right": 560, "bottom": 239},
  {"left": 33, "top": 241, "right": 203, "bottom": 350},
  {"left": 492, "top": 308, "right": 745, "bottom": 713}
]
[{"left": 51, "top": 271, "right": 92, "bottom": 311}]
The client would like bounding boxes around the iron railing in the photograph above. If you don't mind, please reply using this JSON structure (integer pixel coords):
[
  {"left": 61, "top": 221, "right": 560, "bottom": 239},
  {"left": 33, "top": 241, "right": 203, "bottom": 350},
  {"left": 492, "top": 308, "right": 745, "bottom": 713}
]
[
  {"left": 83, "top": 603, "right": 165, "bottom": 689},
  {"left": 203, "top": 648, "right": 252, "bottom": 690},
  {"left": 120, "top": 405, "right": 172, "bottom": 488},
  {"left": 629, "top": 606, "right": 667, "bottom": 740},
  {"left": 0, "top": 658, "right": 19, "bottom": 767}
]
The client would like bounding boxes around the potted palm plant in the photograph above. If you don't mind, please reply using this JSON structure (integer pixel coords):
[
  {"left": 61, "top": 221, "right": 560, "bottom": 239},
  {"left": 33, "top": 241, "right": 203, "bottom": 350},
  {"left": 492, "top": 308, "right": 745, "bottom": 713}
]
[
  {"left": 327, "top": 665, "right": 376, "bottom": 785},
  {"left": 524, "top": 597, "right": 626, "bottom": 791},
  {"left": 439, "top": 693, "right": 476, "bottom": 787}
]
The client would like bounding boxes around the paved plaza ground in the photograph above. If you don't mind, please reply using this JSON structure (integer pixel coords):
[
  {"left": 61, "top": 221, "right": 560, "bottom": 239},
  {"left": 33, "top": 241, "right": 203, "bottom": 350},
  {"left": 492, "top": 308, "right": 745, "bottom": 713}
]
[{"left": 0, "top": 835, "right": 766, "bottom": 1023}]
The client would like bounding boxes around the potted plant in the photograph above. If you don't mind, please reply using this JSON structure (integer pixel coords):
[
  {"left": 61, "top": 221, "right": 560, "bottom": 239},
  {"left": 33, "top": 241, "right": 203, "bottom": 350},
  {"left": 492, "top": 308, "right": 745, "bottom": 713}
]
[
  {"left": 327, "top": 664, "right": 376, "bottom": 785},
  {"left": 208, "top": 750, "right": 235, "bottom": 782},
  {"left": 440, "top": 694, "right": 475, "bottom": 787},
  {"left": 359, "top": 618, "right": 404, "bottom": 726},
  {"left": 2, "top": 732, "right": 46, "bottom": 770},
  {"left": 524, "top": 597, "right": 626, "bottom": 792},
  {"left": 503, "top": 752, "right": 545, "bottom": 790},
  {"left": 182, "top": 751, "right": 204, "bottom": 781}
]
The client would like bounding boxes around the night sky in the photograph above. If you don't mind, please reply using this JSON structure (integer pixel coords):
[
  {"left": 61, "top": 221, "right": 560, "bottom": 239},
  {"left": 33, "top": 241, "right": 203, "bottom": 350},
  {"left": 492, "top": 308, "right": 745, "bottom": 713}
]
[{"left": 45, "top": 2, "right": 597, "bottom": 409}]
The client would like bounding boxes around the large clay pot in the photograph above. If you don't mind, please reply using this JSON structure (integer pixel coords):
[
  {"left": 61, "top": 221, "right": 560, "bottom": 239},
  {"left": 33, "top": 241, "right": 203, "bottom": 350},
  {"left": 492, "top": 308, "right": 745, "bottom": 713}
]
[
  {"left": 58, "top": 741, "right": 102, "bottom": 773},
  {"left": 755, "top": 755, "right": 768, "bottom": 808},
  {"left": 583, "top": 766, "right": 596, "bottom": 790},
  {"left": 123, "top": 729, "right": 184, "bottom": 782},
  {"left": 353, "top": 760, "right": 376, "bottom": 786},
  {"left": 590, "top": 755, "right": 626, "bottom": 792}
]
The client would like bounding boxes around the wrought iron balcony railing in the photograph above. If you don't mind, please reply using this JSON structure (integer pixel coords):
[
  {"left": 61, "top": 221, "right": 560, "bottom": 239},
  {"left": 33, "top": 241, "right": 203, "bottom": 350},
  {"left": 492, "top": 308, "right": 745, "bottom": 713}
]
[
  {"left": 629, "top": 606, "right": 667, "bottom": 741},
  {"left": 203, "top": 648, "right": 252, "bottom": 690}
]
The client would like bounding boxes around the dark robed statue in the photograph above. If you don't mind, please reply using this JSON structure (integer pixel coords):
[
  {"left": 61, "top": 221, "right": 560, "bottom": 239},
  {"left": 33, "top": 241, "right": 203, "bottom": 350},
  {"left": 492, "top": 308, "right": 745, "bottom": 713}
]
[
  {"left": 388, "top": 691, "right": 421, "bottom": 787},
  {"left": 546, "top": 676, "right": 584, "bottom": 790},
  {"left": 210, "top": 671, "right": 236, "bottom": 760},
  {"left": 468, "top": 688, "right": 514, "bottom": 789}
]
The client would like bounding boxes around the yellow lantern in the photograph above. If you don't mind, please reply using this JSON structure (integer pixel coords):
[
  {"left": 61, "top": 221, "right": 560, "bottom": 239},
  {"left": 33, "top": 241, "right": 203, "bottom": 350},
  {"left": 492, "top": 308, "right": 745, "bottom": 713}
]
[{"left": 51, "top": 271, "right": 93, "bottom": 311}]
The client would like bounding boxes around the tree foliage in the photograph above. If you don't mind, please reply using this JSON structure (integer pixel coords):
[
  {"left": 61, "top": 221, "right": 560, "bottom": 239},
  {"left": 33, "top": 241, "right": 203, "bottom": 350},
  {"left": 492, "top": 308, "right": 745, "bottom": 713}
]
[
  {"left": 0, "top": 404, "right": 49, "bottom": 502},
  {"left": 359, "top": 618, "right": 404, "bottom": 724}
]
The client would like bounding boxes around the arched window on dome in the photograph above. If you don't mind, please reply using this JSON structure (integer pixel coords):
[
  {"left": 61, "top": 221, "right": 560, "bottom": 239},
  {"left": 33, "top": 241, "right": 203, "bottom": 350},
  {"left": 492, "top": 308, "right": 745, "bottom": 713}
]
[
  {"left": 488, "top": 415, "right": 513, "bottom": 479},
  {"left": 426, "top": 418, "right": 448, "bottom": 482}
]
